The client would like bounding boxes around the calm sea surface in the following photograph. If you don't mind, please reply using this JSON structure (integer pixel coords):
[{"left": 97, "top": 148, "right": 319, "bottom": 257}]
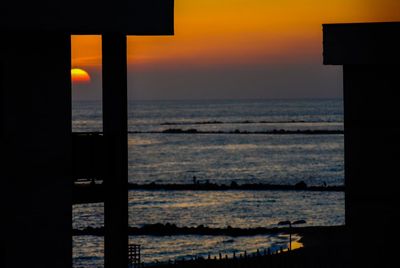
[{"left": 72, "top": 99, "right": 344, "bottom": 267}]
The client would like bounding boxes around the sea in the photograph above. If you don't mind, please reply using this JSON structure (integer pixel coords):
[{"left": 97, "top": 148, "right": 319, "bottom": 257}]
[{"left": 72, "top": 99, "right": 344, "bottom": 267}]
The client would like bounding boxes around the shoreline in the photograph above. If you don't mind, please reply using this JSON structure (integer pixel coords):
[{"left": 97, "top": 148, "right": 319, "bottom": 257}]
[{"left": 74, "top": 225, "right": 350, "bottom": 267}]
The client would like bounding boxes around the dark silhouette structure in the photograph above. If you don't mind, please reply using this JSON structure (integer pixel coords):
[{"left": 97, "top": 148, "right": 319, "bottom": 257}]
[
  {"left": 2, "top": 2, "right": 398, "bottom": 267},
  {"left": 324, "top": 22, "right": 400, "bottom": 267},
  {"left": 0, "top": 1, "right": 174, "bottom": 268}
]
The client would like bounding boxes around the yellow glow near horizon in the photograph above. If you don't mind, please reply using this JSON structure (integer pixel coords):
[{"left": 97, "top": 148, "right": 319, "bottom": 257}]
[
  {"left": 71, "top": 68, "right": 91, "bottom": 84},
  {"left": 291, "top": 240, "right": 304, "bottom": 251},
  {"left": 72, "top": 0, "right": 400, "bottom": 70}
]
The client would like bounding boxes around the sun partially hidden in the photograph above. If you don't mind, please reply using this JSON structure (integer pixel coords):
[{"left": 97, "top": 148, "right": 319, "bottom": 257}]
[{"left": 71, "top": 68, "right": 91, "bottom": 84}]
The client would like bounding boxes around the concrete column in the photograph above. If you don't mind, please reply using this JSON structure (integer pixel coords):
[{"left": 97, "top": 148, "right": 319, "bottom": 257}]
[
  {"left": 102, "top": 32, "right": 129, "bottom": 268},
  {"left": 0, "top": 31, "right": 72, "bottom": 268},
  {"left": 324, "top": 22, "right": 400, "bottom": 267}
]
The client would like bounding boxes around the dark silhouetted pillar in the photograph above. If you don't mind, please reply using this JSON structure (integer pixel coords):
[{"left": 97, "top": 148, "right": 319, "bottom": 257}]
[
  {"left": 324, "top": 22, "right": 400, "bottom": 267},
  {"left": 0, "top": 32, "right": 72, "bottom": 268},
  {"left": 102, "top": 33, "right": 129, "bottom": 268},
  {"left": 1, "top": 2, "right": 173, "bottom": 268}
]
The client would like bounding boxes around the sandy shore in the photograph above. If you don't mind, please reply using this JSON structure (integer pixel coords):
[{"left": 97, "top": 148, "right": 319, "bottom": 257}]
[{"left": 144, "top": 225, "right": 352, "bottom": 268}]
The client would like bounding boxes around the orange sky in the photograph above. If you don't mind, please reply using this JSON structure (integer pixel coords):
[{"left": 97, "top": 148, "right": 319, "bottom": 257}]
[
  {"left": 71, "top": 0, "right": 400, "bottom": 100},
  {"left": 71, "top": 0, "right": 400, "bottom": 71}
]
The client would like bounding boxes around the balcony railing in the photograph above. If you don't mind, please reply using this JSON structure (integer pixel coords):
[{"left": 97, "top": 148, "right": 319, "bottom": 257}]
[
  {"left": 72, "top": 132, "right": 106, "bottom": 204},
  {"left": 72, "top": 132, "right": 106, "bottom": 182}
]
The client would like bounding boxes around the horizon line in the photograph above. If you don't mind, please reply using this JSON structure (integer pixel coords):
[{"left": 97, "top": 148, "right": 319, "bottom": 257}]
[{"left": 72, "top": 97, "right": 344, "bottom": 102}]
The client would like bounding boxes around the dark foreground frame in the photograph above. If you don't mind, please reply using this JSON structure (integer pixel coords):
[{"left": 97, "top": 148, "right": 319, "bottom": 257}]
[
  {"left": 324, "top": 22, "right": 400, "bottom": 267},
  {"left": 0, "top": 1, "right": 174, "bottom": 268}
]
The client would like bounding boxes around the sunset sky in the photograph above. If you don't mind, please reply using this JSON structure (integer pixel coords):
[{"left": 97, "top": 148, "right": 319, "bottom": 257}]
[{"left": 71, "top": 0, "right": 400, "bottom": 100}]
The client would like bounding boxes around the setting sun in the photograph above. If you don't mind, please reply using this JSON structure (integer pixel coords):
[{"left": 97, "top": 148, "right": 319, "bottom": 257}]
[{"left": 71, "top": 68, "right": 91, "bottom": 84}]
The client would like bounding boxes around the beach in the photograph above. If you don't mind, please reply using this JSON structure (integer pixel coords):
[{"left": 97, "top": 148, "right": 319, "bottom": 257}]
[{"left": 124, "top": 225, "right": 351, "bottom": 268}]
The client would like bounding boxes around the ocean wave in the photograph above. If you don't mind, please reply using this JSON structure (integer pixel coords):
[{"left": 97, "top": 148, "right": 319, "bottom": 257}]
[
  {"left": 129, "top": 129, "right": 344, "bottom": 135},
  {"left": 160, "top": 120, "right": 342, "bottom": 126}
]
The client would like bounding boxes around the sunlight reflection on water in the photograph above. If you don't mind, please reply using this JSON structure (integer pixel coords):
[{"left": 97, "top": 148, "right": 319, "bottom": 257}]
[
  {"left": 73, "top": 190, "right": 344, "bottom": 230},
  {"left": 72, "top": 99, "right": 344, "bottom": 267}
]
